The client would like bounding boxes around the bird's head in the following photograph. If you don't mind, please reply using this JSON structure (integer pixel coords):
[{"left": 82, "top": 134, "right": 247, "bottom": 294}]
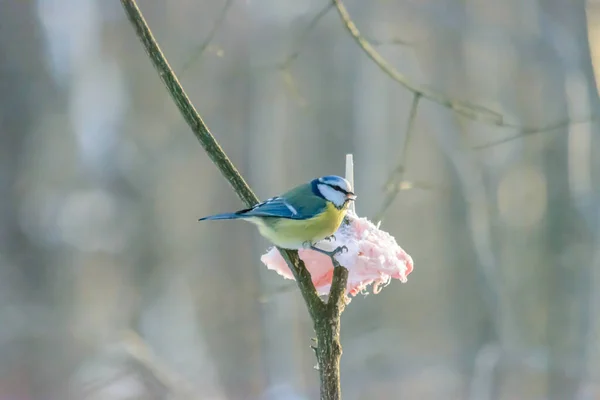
[{"left": 313, "top": 175, "right": 357, "bottom": 209}]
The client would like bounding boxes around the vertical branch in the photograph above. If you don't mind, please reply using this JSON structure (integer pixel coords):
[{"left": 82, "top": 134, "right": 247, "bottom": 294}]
[
  {"left": 314, "top": 266, "right": 346, "bottom": 400},
  {"left": 312, "top": 155, "right": 354, "bottom": 400}
]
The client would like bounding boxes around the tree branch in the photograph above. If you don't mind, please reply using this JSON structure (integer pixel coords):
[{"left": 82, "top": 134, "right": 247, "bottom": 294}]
[
  {"left": 375, "top": 93, "right": 420, "bottom": 223},
  {"left": 276, "top": 3, "right": 334, "bottom": 106},
  {"left": 316, "top": 259, "right": 348, "bottom": 400},
  {"left": 280, "top": 2, "right": 334, "bottom": 69},
  {"left": 180, "top": 0, "right": 235, "bottom": 74},
  {"left": 472, "top": 114, "right": 596, "bottom": 149},
  {"left": 119, "top": 1, "right": 347, "bottom": 398},
  {"left": 121, "top": 330, "right": 199, "bottom": 398},
  {"left": 331, "top": 0, "right": 503, "bottom": 124},
  {"left": 368, "top": 36, "right": 413, "bottom": 47}
]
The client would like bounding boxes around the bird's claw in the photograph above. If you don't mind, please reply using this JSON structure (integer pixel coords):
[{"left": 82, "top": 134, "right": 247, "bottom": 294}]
[
  {"left": 309, "top": 244, "right": 348, "bottom": 258},
  {"left": 323, "top": 234, "right": 336, "bottom": 243},
  {"left": 335, "top": 245, "right": 349, "bottom": 255}
]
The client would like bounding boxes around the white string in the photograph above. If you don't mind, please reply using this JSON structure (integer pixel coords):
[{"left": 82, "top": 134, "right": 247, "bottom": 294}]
[{"left": 345, "top": 154, "right": 355, "bottom": 213}]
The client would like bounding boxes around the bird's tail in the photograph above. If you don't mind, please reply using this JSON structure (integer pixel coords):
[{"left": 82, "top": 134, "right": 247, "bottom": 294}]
[{"left": 198, "top": 212, "right": 247, "bottom": 221}]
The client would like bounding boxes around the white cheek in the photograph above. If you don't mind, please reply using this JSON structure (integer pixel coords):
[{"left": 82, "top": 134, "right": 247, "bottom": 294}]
[{"left": 317, "top": 184, "right": 346, "bottom": 208}]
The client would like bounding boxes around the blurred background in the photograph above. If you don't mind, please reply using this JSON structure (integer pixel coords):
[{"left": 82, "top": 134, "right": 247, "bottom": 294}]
[{"left": 1, "top": 0, "right": 600, "bottom": 399}]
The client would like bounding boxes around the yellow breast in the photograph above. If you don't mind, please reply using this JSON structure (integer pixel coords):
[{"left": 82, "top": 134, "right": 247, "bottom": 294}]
[{"left": 248, "top": 202, "right": 348, "bottom": 249}]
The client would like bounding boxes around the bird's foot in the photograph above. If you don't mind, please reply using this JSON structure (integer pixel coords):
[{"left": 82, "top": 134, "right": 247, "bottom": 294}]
[
  {"left": 309, "top": 244, "right": 348, "bottom": 258},
  {"left": 322, "top": 234, "right": 336, "bottom": 243}
]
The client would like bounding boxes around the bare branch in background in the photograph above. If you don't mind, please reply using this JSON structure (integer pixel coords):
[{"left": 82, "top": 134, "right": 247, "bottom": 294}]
[
  {"left": 280, "top": 3, "right": 334, "bottom": 69},
  {"left": 276, "top": 3, "right": 334, "bottom": 106},
  {"left": 472, "top": 115, "right": 596, "bottom": 149},
  {"left": 120, "top": 1, "right": 349, "bottom": 398},
  {"left": 281, "top": 68, "right": 308, "bottom": 106},
  {"left": 368, "top": 36, "right": 413, "bottom": 47},
  {"left": 375, "top": 93, "right": 420, "bottom": 223},
  {"left": 122, "top": 331, "right": 200, "bottom": 398},
  {"left": 78, "top": 331, "right": 200, "bottom": 399},
  {"left": 180, "top": 0, "right": 235, "bottom": 74},
  {"left": 331, "top": 0, "right": 503, "bottom": 124}
]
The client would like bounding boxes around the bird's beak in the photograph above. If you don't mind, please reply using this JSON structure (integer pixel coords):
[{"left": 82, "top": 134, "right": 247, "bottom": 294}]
[{"left": 346, "top": 192, "right": 357, "bottom": 201}]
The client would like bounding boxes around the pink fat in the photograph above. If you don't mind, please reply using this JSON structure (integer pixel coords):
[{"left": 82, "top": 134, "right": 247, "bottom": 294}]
[{"left": 261, "top": 212, "right": 414, "bottom": 301}]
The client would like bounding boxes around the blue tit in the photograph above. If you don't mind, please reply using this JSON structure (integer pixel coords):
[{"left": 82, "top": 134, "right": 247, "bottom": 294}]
[{"left": 198, "top": 175, "right": 356, "bottom": 252}]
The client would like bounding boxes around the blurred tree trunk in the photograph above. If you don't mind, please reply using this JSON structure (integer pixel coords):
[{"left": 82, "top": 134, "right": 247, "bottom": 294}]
[
  {"left": 584, "top": 1, "right": 600, "bottom": 386},
  {"left": 537, "top": 0, "right": 598, "bottom": 398},
  {"left": 0, "top": 1, "right": 65, "bottom": 398},
  {"left": 0, "top": 1, "right": 53, "bottom": 298}
]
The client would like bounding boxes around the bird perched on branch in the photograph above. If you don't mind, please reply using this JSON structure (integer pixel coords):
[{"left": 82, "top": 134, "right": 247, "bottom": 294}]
[{"left": 198, "top": 175, "right": 356, "bottom": 255}]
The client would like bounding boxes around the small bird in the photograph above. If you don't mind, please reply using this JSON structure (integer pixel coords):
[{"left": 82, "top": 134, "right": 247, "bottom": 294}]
[{"left": 198, "top": 175, "right": 356, "bottom": 253}]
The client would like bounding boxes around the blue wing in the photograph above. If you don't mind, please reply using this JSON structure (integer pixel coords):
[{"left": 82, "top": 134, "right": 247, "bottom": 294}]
[
  {"left": 198, "top": 196, "right": 314, "bottom": 221},
  {"left": 238, "top": 197, "right": 307, "bottom": 219}
]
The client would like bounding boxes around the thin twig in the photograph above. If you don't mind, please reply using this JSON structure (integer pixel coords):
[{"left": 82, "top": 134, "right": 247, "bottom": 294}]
[
  {"left": 121, "top": 330, "right": 199, "bottom": 398},
  {"left": 119, "top": 1, "right": 348, "bottom": 398},
  {"left": 180, "top": 0, "right": 235, "bottom": 74},
  {"left": 368, "top": 36, "right": 413, "bottom": 47},
  {"left": 375, "top": 93, "right": 420, "bottom": 223},
  {"left": 331, "top": 0, "right": 503, "bottom": 124},
  {"left": 280, "top": 3, "right": 334, "bottom": 69},
  {"left": 472, "top": 115, "right": 596, "bottom": 149},
  {"left": 276, "top": 2, "right": 334, "bottom": 106}
]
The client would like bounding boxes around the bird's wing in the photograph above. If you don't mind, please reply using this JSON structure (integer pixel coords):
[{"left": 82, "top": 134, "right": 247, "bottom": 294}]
[{"left": 238, "top": 196, "right": 310, "bottom": 220}]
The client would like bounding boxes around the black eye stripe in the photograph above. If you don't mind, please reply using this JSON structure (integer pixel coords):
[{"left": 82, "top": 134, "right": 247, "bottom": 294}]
[{"left": 327, "top": 184, "right": 349, "bottom": 195}]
